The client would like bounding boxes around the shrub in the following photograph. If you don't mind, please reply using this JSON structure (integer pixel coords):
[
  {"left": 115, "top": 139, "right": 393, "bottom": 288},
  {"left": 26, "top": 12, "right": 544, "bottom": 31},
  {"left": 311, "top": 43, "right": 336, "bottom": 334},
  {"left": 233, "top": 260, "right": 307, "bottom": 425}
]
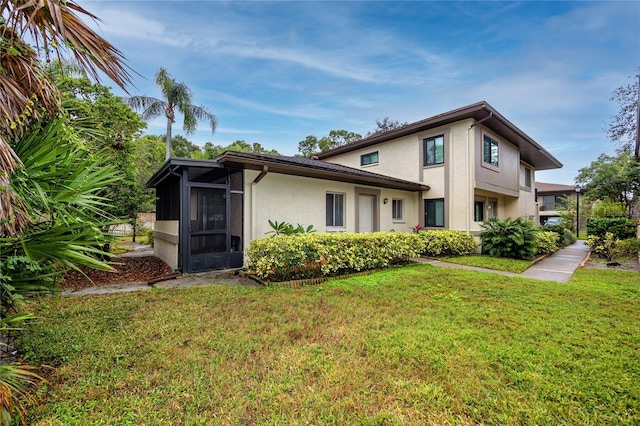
[
  {"left": 543, "top": 224, "right": 576, "bottom": 246},
  {"left": 480, "top": 217, "right": 538, "bottom": 260},
  {"left": 534, "top": 231, "right": 559, "bottom": 255},
  {"left": 591, "top": 201, "right": 627, "bottom": 218},
  {"left": 246, "top": 231, "right": 476, "bottom": 281},
  {"left": 586, "top": 233, "right": 617, "bottom": 261},
  {"left": 613, "top": 238, "right": 640, "bottom": 257},
  {"left": 414, "top": 230, "right": 477, "bottom": 256},
  {"left": 144, "top": 227, "right": 154, "bottom": 246},
  {"left": 586, "top": 217, "right": 636, "bottom": 240},
  {"left": 266, "top": 220, "right": 316, "bottom": 236}
]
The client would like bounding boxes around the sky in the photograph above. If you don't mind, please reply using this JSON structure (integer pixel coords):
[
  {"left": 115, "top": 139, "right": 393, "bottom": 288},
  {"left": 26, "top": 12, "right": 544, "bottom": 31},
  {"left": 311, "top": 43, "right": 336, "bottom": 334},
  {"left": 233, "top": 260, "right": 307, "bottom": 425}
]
[{"left": 79, "top": 0, "right": 639, "bottom": 185}]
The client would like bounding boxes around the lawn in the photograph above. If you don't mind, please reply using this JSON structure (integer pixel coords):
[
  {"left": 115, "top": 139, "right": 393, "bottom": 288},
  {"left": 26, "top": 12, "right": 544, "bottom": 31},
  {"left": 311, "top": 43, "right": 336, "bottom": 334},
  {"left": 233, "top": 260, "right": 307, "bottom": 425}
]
[{"left": 21, "top": 264, "right": 639, "bottom": 425}]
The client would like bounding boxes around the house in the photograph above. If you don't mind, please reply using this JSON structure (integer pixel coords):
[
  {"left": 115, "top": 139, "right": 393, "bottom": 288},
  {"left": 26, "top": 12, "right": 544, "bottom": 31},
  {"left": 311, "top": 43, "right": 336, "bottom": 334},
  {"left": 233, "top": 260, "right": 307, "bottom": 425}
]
[
  {"left": 147, "top": 101, "right": 562, "bottom": 273},
  {"left": 535, "top": 182, "right": 578, "bottom": 225}
]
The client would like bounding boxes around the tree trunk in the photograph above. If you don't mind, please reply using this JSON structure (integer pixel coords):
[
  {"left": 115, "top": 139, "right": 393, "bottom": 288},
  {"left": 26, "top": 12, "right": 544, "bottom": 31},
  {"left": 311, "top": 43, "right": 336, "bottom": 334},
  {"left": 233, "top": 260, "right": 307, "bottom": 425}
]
[{"left": 165, "top": 117, "right": 172, "bottom": 160}]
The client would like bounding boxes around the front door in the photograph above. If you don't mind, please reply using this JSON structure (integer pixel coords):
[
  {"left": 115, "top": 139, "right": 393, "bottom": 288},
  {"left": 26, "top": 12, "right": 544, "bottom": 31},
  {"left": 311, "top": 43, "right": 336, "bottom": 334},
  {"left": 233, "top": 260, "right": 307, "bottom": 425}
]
[{"left": 358, "top": 194, "right": 375, "bottom": 233}]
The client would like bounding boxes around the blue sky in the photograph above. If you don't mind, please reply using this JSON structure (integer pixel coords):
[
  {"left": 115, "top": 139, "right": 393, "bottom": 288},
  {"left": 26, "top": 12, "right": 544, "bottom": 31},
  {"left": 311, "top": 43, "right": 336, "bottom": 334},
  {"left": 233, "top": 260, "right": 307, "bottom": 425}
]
[{"left": 81, "top": 0, "right": 639, "bottom": 184}]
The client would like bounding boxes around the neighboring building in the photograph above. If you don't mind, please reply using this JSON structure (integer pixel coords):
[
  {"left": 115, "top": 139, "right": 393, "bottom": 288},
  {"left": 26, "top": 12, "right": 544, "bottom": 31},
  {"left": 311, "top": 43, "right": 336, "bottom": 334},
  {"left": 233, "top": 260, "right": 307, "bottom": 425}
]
[
  {"left": 535, "top": 182, "right": 577, "bottom": 225},
  {"left": 147, "top": 101, "right": 562, "bottom": 272}
]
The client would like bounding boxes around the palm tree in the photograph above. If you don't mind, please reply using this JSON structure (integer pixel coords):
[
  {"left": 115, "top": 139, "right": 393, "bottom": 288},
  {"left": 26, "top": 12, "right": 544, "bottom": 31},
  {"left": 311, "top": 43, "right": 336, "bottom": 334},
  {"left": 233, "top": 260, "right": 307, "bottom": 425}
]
[
  {"left": 127, "top": 68, "right": 218, "bottom": 160},
  {"left": 0, "top": 0, "right": 133, "bottom": 236}
]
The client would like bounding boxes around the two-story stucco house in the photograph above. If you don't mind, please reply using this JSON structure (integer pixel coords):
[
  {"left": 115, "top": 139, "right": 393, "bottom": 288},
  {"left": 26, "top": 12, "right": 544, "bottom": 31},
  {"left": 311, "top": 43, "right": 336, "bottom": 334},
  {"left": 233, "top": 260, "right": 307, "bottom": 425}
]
[{"left": 147, "top": 101, "right": 562, "bottom": 273}]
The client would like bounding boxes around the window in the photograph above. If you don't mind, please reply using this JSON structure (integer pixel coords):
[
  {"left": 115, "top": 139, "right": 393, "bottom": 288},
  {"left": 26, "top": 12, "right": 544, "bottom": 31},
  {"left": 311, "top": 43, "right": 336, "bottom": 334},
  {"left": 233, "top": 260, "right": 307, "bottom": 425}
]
[
  {"left": 424, "top": 199, "right": 444, "bottom": 227},
  {"left": 524, "top": 167, "right": 531, "bottom": 188},
  {"left": 483, "top": 135, "right": 499, "bottom": 167},
  {"left": 392, "top": 199, "right": 404, "bottom": 221},
  {"left": 474, "top": 201, "right": 484, "bottom": 222},
  {"left": 542, "top": 195, "right": 565, "bottom": 211},
  {"left": 360, "top": 151, "right": 379, "bottom": 166},
  {"left": 424, "top": 135, "right": 444, "bottom": 166},
  {"left": 326, "top": 193, "right": 345, "bottom": 227}
]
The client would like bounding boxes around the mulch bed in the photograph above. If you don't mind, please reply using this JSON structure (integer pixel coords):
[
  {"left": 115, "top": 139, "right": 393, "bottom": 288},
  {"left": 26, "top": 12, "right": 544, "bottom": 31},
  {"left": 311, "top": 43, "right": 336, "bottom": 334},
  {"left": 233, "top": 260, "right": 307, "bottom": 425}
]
[{"left": 61, "top": 256, "right": 174, "bottom": 291}]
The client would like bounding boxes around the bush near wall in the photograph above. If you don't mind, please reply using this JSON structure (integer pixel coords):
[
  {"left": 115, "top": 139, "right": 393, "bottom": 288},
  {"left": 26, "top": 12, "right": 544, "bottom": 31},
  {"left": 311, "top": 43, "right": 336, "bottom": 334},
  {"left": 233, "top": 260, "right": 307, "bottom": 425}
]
[
  {"left": 586, "top": 217, "right": 636, "bottom": 240},
  {"left": 246, "top": 230, "right": 477, "bottom": 281},
  {"left": 414, "top": 230, "right": 478, "bottom": 256}
]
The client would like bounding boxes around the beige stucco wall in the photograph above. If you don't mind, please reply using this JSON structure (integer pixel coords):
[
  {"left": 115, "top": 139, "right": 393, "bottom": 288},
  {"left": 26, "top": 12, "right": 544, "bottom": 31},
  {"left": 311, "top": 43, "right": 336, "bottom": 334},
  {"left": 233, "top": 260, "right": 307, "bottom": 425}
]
[
  {"left": 243, "top": 170, "right": 419, "bottom": 243},
  {"left": 323, "top": 118, "right": 540, "bottom": 233},
  {"left": 153, "top": 220, "right": 179, "bottom": 270}
]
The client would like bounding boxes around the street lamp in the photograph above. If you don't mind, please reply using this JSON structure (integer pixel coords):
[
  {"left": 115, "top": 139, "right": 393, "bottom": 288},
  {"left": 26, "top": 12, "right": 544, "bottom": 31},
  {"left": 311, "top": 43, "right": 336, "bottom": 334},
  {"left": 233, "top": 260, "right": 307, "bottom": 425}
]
[{"left": 575, "top": 185, "right": 581, "bottom": 237}]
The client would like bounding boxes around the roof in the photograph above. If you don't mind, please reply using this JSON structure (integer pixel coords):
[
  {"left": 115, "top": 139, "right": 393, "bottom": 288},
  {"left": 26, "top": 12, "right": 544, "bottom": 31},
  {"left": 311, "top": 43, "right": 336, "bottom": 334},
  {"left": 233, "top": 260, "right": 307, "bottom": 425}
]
[
  {"left": 317, "top": 101, "right": 563, "bottom": 171},
  {"left": 535, "top": 182, "right": 577, "bottom": 194},
  {"left": 215, "top": 151, "right": 430, "bottom": 191},
  {"left": 147, "top": 153, "right": 430, "bottom": 192}
]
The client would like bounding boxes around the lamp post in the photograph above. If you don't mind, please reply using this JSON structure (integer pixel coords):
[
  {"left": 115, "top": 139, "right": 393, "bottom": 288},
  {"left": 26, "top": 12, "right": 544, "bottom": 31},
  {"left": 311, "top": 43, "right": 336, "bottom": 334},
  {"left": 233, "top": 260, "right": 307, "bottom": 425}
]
[{"left": 575, "top": 185, "right": 581, "bottom": 237}]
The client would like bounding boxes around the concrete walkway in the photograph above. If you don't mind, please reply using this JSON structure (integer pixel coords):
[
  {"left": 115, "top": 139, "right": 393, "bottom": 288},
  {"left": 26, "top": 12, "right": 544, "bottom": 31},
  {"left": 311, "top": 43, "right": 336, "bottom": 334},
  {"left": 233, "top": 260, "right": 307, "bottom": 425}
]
[{"left": 415, "top": 240, "right": 591, "bottom": 283}]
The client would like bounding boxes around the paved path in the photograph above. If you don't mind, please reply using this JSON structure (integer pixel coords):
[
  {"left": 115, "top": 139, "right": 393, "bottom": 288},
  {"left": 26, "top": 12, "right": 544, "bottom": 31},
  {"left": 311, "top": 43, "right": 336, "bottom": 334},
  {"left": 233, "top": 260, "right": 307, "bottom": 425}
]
[{"left": 415, "top": 240, "right": 590, "bottom": 283}]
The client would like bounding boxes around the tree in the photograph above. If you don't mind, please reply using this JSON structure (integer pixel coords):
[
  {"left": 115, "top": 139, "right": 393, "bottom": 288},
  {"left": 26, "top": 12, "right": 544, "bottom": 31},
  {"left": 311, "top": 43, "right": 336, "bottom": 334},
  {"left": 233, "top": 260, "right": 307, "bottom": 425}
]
[
  {"left": 367, "top": 117, "right": 408, "bottom": 136},
  {"left": 0, "top": 0, "right": 133, "bottom": 236},
  {"left": 575, "top": 150, "right": 640, "bottom": 218},
  {"left": 54, "top": 72, "right": 148, "bottom": 231},
  {"left": 201, "top": 140, "right": 280, "bottom": 159},
  {"left": 607, "top": 66, "right": 639, "bottom": 153},
  {"left": 132, "top": 135, "right": 165, "bottom": 212},
  {"left": 166, "top": 135, "right": 202, "bottom": 158},
  {"left": 297, "top": 130, "right": 362, "bottom": 156},
  {"left": 127, "top": 68, "right": 217, "bottom": 160}
]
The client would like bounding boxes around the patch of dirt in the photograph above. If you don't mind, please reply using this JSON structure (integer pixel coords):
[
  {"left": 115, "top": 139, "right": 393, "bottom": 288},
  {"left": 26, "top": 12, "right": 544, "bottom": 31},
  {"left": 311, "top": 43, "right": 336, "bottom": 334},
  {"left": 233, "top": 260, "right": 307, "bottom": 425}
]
[
  {"left": 583, "top": 253, "right": 640, "bottom": 272},
  {"left": 61, "top": 256, "right": 174, "bottom": 291}
]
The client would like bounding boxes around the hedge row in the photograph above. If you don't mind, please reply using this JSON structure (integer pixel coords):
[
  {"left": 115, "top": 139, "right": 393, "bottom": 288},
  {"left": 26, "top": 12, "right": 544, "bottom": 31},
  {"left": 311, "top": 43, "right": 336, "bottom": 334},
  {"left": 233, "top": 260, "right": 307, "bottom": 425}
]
[
  {"left": 246, "top": 230, "right": 477, "bottom": 281},
  {"left": 586, "top": 217, "right": 637, "bottom": 240}
]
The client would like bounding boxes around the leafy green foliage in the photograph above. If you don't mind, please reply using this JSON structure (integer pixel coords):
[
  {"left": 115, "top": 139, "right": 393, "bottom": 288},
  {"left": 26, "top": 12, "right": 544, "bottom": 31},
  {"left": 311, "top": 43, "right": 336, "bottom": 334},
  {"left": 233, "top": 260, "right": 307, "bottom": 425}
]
[
  {"left": 586, "top": 217, "right": 636, "bottom": 240},
  {"left": 616, "top": 238, "right": 640, "bottom": 257},
  {"left": 266, "top": 220, "right": 316, "bottom": 236},
  {"left": 1, "top": 119, "right": 116, "bottom": 315},
  {"left": 247, "top": 231, "right": 475, "bottom": 281},
  {"left": 413, "top": 230, "right": 477, "bottom": 256},
  {"left": 587, "top": 234, "right": 640, "bottom": 261},
  {"left": 479, "top": 217, "right": 538, "bottom": 260},
  {"left": 543, "top": 224, "right": 576, "bottom": 247},
  {"left": 533, "top": 231, "right": 559, "bottom": 255},
  {"left": 576, "top": 150, "right": 640, "bottom": 217},
  {"left": 586, "top": 233, "right": 618, "bottom": 261},
  {"left": 54, "top": 73, "right": 149, "bottom": 221},
  {"left": 0, "top": 313, "right": 45, "bottom": 426},
  {"left": 297, "top": 130, "right": 362, "bottom": 156},
  {"left": 591, "top": 200, "right": 628, "bottom": 218},
  {"left": 201, "top": 140, "right": 280, "bottom": 159}
]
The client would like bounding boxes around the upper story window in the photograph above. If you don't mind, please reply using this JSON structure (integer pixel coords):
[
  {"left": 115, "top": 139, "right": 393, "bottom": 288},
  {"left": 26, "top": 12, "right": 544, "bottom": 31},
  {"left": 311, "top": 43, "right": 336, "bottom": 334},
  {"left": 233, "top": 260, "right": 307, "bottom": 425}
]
[
  {"left": 360, "top": 151, "right": 379, "bottom": 166},
  {"left": 326, "top": 192, "right": 345, "bottom": 227},
  {"left": 524, "top": 167, "right": 531, "bottom": 188},
  {"left": 483, "top": 135, "right": 499, "bottom": 167},
  {"left": 424, "top": 135, "right": 444, "bottom": 166}
]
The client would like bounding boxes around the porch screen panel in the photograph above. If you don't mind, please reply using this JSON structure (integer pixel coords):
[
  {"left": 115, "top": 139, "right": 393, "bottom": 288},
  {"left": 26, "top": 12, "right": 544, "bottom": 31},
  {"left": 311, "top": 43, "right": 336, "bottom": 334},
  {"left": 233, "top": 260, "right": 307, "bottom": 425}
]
[{"left": 191, "top": 187, "right": 226, "bottom": 232}]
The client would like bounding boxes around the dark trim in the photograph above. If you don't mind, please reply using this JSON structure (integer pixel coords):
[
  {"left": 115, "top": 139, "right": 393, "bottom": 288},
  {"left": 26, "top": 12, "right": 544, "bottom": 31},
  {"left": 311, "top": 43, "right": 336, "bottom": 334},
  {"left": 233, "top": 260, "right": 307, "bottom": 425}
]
[{"left": 215, "top": 151, "right": 430, "bottom": 192}]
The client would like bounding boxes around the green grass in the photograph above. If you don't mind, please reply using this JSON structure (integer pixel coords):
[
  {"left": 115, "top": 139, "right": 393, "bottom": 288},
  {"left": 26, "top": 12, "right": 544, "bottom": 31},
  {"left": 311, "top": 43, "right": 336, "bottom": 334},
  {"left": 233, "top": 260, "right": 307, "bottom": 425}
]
[
  {"left": 21, "top": 264, "right": 639, "bottom": 425},
  {"left": 439, "top": 254, "right": 534, "bottom": 273}
]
